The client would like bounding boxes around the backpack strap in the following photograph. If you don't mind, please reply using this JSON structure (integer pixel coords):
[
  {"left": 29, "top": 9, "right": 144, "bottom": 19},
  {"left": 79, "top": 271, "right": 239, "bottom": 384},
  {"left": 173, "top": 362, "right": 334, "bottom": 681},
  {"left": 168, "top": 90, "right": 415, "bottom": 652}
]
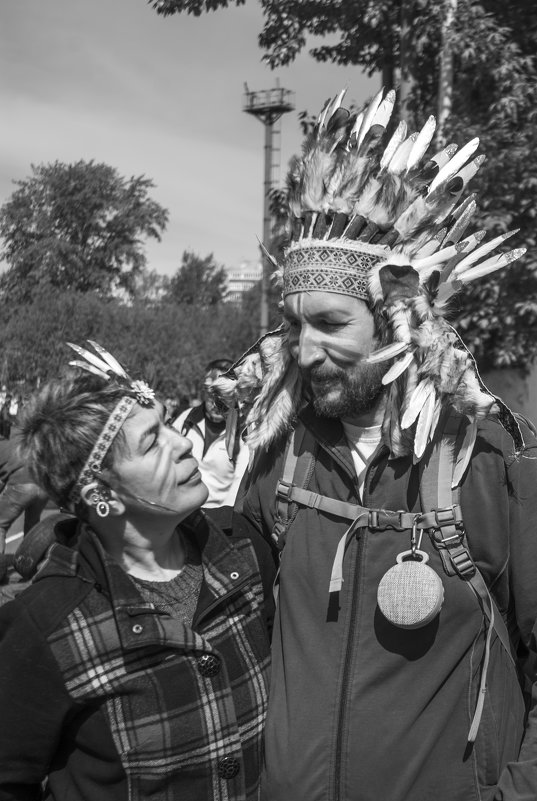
[
  {"left": 272, "top": 422, "right": 315, "bottom": 549},
  {"left": 419, "top": 414, "right": 514, "bottom": 743}
]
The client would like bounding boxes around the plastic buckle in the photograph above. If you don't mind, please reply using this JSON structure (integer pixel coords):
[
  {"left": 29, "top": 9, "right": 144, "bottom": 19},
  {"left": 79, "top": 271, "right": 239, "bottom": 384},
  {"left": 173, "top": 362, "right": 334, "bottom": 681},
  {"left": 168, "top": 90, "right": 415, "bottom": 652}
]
[
  {"left": 450, "top": 547, "right": 476, "bottom": 579},
  {"left": 276, "top": 481, "right": 292, "bottom": 501}
]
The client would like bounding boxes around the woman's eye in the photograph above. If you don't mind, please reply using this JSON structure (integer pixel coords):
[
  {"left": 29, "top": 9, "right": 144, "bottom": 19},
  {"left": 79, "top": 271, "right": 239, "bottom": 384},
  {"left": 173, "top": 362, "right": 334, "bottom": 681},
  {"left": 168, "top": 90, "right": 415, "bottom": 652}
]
[{"left": 146, "top": 436, "right": 158, "bottom": 452}]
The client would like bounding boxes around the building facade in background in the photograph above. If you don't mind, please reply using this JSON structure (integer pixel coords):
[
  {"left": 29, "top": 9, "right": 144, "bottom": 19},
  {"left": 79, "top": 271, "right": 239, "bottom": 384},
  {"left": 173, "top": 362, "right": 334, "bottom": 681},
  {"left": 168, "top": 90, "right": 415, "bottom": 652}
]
[{"left": 225, "top": 261, "right": 262, "bottom": 303}]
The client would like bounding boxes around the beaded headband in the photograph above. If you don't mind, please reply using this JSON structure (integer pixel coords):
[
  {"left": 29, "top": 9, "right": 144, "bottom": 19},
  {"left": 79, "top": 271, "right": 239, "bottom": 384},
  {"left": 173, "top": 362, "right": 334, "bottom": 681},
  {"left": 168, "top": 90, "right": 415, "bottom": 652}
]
[{"left": 66, "top": 340, "right": 155, "bottom": 505}]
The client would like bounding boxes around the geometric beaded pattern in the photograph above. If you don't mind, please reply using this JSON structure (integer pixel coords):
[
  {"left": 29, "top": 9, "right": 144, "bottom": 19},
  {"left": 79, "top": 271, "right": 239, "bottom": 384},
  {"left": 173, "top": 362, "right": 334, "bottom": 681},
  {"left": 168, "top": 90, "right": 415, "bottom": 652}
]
[
  {"left": 69, "top": 395, "right": 137, "bottom": 504},
  {"left": 283, "top": 240, "right": 388, "bottom": 301}
]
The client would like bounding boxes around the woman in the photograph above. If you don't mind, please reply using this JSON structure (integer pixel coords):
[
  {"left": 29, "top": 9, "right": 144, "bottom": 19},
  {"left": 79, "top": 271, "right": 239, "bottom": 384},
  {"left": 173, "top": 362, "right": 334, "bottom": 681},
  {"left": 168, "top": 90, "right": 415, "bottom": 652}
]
[{"left": 0, "top": 342, "right": 275, "bottom": 801}]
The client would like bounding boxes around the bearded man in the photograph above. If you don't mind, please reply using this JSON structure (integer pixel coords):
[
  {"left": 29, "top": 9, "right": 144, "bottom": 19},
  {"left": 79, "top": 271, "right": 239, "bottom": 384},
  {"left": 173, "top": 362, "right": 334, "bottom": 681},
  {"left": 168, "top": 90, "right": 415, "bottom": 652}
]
[{"left": 219, "top": 88, "right": 537, "bottom": 801}]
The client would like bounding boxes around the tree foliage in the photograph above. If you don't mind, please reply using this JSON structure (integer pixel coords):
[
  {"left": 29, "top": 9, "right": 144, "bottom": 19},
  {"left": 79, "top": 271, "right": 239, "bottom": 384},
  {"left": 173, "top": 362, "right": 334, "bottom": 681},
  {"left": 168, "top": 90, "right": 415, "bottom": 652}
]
[
  {"left": 166, "top": 250, "right": 228, "bottom": 306},
  {"left": 0, "top": 285, "right": 260, "bottom": 402},
  {"left": 0, "top": 160, "right": 168, "bottom": 305}
]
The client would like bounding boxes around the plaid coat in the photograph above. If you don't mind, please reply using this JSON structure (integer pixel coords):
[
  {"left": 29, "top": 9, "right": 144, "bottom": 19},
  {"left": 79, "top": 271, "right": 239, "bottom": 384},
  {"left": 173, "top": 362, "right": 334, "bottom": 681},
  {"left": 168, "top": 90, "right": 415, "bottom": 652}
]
[{"left": 0, "top": 511, "right": 274, "bottom": 801}]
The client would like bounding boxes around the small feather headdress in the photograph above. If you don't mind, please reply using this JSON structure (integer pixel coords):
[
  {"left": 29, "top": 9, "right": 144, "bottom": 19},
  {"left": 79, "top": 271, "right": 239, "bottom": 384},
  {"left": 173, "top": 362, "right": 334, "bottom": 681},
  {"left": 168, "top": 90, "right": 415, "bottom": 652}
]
[
  {"left": 66, "top": 341, "right": 156, "bottom": 503},
  {"left": 216, "top": 88, "right": 527, "bottom": 464}
]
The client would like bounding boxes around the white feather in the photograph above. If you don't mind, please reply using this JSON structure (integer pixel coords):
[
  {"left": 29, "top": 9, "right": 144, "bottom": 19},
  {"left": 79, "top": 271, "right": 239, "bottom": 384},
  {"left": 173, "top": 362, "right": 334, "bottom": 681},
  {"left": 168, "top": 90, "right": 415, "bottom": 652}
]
[
  {"left": 413, "top": 389, "right": 437, "bottom": 461},
  {"left": 387, "top": 133, "right": 418, "bottom": 175},
  {"left": 452, "top": 417, "right": 477, "bottom": 488},
  {"left": 414, "top": 242, "right": 468, "bottom": 272},
  {"left": 457, "top": 248, "right": 526, "bottom": 283},
  {"left": 452, "top": 229, "right": 519, "bottom": 274},
  {"left": 68, "top": 360, "right": 109, "bottom": 380},
  {"left": 401, "top": 380, "right": 434, "bottom": 430},
  {"left": 382, "top": 352, "right": 415, "bottom": 385},
  {"left": 380, "top": 121, "right": 408, "bottom": 171},
  {"left": 356, "top": 87, "right": 384, "bottom": 149},
  {"left": 456, "top": 155, "right": 486, "bottom": 187},
  {"left": 66, "top": 343, "right": 113, "bottom": 376},
  {"left": 428, "top": 138, "right": 480, "bottom": 193},
  {"left": 87, "top": 340, "right": 129, "bottom": 378},
  {"left": 363, "top": 340, "right": 409, "bottom": 364},
  {"left": 406, "top": 116, "right": 436, "bottom": 171},
  {"left": 370, "top": 89, "right": 396, "bottom": 130}
]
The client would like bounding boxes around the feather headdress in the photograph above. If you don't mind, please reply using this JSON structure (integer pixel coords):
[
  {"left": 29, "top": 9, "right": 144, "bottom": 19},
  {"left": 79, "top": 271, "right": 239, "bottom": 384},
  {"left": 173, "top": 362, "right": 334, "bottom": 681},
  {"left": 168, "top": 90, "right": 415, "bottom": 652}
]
[{"left": 217, "top": 88, "right": 527, "bottom": 464}]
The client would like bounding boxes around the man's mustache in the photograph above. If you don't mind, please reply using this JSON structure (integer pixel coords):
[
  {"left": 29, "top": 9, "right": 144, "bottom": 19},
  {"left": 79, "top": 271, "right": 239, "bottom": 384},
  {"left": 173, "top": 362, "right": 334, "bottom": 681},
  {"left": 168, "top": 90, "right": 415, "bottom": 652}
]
[{"left": 305, "top": 367, "right": 344, "bottom": 384}]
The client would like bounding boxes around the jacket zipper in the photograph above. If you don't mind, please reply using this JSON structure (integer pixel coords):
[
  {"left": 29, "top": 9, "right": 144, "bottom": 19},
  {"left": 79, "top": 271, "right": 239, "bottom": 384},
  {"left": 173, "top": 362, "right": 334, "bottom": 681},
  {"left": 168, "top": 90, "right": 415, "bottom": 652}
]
[
  {"left": 331, "top": 450, "right": 383, "bottom": 801},
  {"left": 332, "top": 530, "right": 365, "bottom": 801}
]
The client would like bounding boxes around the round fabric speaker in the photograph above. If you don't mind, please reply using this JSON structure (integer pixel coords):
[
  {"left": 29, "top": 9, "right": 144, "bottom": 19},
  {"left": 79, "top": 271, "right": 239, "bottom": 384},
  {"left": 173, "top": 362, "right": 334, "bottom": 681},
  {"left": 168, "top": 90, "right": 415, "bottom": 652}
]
[{"left": 377, "top": 550, "right": 444, "bottom": 629}]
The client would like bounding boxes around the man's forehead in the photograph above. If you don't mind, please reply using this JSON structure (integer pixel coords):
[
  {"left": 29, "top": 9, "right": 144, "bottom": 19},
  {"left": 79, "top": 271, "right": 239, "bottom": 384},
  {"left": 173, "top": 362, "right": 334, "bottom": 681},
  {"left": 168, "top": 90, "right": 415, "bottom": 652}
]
[{"left": 284, "top": 291, "right": 369, "bottom": 317}]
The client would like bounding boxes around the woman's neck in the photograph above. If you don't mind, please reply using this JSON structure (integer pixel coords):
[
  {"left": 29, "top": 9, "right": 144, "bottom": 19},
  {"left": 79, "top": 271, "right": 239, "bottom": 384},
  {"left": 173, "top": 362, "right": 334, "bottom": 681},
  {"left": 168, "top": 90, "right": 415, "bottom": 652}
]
[{"left": 97, "top": 517, "right": 188, "bottom": 581}]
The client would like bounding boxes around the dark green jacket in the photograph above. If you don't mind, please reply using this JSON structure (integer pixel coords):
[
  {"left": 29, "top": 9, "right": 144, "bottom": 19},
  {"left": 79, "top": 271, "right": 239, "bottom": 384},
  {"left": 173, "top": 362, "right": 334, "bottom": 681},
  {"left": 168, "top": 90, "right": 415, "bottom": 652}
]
[{"left": 238, "top": 406, "right": 537, "bottom": 801}]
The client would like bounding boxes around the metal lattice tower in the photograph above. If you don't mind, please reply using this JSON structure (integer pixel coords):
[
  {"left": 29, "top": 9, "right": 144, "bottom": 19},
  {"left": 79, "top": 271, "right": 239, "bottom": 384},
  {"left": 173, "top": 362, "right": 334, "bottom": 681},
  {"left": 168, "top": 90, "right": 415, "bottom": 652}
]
[{"left": 243, "top": 81, "right": 294, "bottom": 335}]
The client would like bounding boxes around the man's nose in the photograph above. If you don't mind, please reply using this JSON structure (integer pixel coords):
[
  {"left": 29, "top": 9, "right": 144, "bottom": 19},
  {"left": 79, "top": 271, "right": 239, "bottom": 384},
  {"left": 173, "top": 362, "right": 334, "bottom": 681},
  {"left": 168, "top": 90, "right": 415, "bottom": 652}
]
[{"left": 296, "top": 327, "right": 324, "bottom": 370}]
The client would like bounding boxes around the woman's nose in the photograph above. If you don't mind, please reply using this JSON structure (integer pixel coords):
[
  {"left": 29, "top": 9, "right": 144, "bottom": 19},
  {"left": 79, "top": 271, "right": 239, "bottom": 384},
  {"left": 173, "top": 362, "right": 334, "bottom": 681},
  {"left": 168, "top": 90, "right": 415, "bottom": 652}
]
[{"left": 168, "top": 430, "right": 193, "bottom": 459}]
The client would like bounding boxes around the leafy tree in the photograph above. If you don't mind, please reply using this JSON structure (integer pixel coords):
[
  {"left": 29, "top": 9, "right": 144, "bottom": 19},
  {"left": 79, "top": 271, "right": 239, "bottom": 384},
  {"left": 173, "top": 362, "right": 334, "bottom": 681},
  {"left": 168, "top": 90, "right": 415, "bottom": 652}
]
[
  {"left": 0, "top": 285, "right": 266, "bottom": 402},
  {"left": 0, "top": 160, "right": 168, "bottom": 305},
  {"left": 166, "top": 250, "right": 228, "bottom": 306}
]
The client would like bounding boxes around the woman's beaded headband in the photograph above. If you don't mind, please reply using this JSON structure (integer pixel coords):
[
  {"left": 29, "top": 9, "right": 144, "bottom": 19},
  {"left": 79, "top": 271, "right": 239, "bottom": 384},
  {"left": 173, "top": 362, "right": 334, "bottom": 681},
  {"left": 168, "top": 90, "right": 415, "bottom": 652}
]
[{"left": 66, "top": 341, "right": 155, "bottom": 505}]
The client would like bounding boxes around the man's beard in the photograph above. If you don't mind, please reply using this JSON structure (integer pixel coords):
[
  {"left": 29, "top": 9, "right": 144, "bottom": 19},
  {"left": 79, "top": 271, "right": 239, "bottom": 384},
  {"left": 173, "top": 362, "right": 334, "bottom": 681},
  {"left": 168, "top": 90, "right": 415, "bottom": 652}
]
[{"left": 307, "top": 361, "right": 386, "bottom": 419}]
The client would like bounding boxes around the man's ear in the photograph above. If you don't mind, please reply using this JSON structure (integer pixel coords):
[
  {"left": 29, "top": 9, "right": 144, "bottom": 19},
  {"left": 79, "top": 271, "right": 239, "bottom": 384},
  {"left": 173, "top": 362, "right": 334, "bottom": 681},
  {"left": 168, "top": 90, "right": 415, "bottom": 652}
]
[{"left": 79, "top": 481, "right": 126, "bottom": 518}]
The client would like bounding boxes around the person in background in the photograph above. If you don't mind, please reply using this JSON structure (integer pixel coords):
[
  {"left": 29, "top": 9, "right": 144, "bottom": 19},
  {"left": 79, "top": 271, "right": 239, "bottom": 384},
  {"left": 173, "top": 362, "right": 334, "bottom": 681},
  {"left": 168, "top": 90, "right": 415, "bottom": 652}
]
[
  {"left": 0, "top": 394, "right": 12, "bottom": 439},
  {"left": 0, "top": 342, "right": 274, "bottom": 801},
  {"left": 174, "top": 359, "right": 249, "bottom": 510},
  {"left": 0, "top": 428, "right": 49, "bottom": 554}
]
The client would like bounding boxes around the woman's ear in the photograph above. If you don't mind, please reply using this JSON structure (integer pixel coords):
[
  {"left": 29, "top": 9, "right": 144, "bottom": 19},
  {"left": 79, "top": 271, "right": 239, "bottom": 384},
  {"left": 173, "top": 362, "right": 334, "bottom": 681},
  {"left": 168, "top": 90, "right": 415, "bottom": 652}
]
[{"left": 79, "top": 481, "right": 126, "bottom": 518}]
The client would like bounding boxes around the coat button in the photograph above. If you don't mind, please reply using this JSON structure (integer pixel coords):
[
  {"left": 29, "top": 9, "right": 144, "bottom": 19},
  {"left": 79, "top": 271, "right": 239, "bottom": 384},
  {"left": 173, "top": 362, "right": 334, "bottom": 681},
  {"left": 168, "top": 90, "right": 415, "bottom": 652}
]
[
  {"left": 132, "top": 624, "right": 143, "bottom": 634},
  {"left": 197, "top": 654, "right": 221, "bottom": 678},
  {"left": 217, "top": 756, "right": 240, "bottom": 779}
]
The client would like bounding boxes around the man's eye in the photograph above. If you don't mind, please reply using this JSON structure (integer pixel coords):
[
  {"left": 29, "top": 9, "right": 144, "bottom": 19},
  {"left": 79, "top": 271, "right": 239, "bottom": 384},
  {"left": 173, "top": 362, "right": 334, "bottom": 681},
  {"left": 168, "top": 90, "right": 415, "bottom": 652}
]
[{"left": 319, "top": 319, "right": 343, "bottom": 329}]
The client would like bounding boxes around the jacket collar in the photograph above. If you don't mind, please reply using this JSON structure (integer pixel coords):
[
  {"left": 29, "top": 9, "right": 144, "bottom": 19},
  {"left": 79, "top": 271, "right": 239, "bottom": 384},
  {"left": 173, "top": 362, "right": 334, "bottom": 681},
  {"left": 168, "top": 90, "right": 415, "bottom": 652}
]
[
  {"left": 298, "top": 404, "right": 357, "bottom": 481},
  {"left": 34, "top": 511, "right": 257, "bottom": 639}
]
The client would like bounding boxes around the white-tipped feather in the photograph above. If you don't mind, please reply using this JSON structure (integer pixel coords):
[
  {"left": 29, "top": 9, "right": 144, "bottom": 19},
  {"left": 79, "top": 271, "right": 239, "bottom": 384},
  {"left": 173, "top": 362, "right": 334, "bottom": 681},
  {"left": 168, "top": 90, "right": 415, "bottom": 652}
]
[
  {"left": 363, "top": 340, "right": 409, "bottom": 364},
  {"left": 430, "top": 143, "right": 458, "bottom": 171},
  {"left": 382, "top": 351, "right": 414, "bottom": 385},
  {"left": 87, "top": 340, "right": 129, "bottom": 378},
  {"left": 401, "top": 380, "right": 435, "bottom": 430},
  {"left": 68, "top": 360, "right": 109, "bottom": 380},
  {"left": 452, "top": 229, "right": 520, "bottom": 274},
  {"left": 428, "top": 137, "right": 480, "bottom": 193},
  {"left": 414, "top": 242, "right": 468, "bottom": 271},
  {"left": 456, "top": 155, "right": 486, "bottom": 187},
  {"left": 371, "top": 89, "right": 396, "bottom": 130},
  {"left": 452, "top": 417, "right": 478, "bottom": 488},
  {"left": 457, "top": 248, "right": 526, "bottom": 283},
  {"left": 380, "top": 121, "right": 408, "bottom": 171},
  {"left": 350, "top": 111, "right": 364, "bottom": 138},
  {"left": 387, "top": 133, "right": 418, "bottom": 175},
  {"left": 356, "top": 87, "right": 385, "bottom": 149},
  {"left": 413, "top": 389, "right": 437, "bottom": 461},
  {"left": 414, "top": 230, "right": 447, "bottom": 258},
  {"left": 406, "top": 116, "right": 436, "bottom": 171},
  {"left": 66, "top": 343, "right": 114, "bottom": 376}
]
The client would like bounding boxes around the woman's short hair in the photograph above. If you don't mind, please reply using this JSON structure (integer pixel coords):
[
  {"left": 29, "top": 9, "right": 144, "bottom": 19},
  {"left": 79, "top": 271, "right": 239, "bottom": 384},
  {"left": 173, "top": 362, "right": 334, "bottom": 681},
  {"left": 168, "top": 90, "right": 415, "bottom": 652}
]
[{"left": 19, "top": 373, "right": 136, "bottom": 510}]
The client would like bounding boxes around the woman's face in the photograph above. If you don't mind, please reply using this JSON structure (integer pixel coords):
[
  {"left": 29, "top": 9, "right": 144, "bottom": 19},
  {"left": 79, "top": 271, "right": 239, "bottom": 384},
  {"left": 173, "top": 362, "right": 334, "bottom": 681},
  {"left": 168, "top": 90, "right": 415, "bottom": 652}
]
[{"left": 109, "top": 401, "right": 208, "bottom": 520}]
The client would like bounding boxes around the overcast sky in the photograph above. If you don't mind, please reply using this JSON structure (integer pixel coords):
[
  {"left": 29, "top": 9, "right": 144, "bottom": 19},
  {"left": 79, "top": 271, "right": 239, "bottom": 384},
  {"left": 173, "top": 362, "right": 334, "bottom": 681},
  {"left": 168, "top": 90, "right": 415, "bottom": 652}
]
[{"left": 1, "top": 0, "right": 376, "bottom": 276}]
